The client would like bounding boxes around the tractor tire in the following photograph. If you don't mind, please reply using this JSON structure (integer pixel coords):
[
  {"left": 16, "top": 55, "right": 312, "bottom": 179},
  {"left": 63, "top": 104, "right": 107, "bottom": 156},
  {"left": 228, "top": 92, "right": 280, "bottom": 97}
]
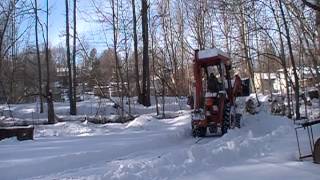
[
  {"left": 235, "top": 113, "right": 242, "bottom": 128},
  {"left": 313, "top": 138, "right": 320, "bottom": 164},
  {"left": 193, "top": 127, "right": 206, "bottom": 137},
  {"left": 192, "top": 126, "right": 196, "bottom": 137},
  {"left": 198, "top": 127, "right": 207, "bottom": 137},
  {"left": 222, "top": 103, "right": 231, "bottom": 135}
]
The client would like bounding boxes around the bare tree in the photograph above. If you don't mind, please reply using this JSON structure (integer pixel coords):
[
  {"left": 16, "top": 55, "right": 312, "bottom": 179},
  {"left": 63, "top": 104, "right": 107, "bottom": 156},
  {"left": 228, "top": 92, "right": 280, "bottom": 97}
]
[
  {"left": 65, "top": 0, "right": 76, "bottom": 115},
  {"left": 46, "top": 0, "right": 55, "bottom": 124},
  {"left": 301, "top": 0, "right": 320, "bottom": 11},
  {"left": 141, "top": 0, "right": 151, "bottom": 106},
  {"left": 238, "top": 0, "right": 260, "bottom": 105},
  {"left": 131, "top": 0, "right": 142, "bottom": 104},
  {"left": 279, "top": 0, "right": 300, "bottom": 119},
  {"left": 111, "top": 0, "right": 125, "bottom": 117},
  {"left": 33, "top": 0, "right": 43, "bottom": 113},
  {"left": 72, "top": 0, "right": 77, "bottom": 114}
]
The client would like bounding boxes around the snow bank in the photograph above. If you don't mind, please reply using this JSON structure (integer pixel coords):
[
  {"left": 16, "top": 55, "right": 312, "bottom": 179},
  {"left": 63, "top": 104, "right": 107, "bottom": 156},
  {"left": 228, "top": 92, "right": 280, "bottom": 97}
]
[
  {"left": 1, "top": 95, "right": 320, "bottom": 180},
  {"left": 100, "top": 112, "right": 296, "bottom": 180},
  {"left": 35, "top": 122, "right": 95, "bottom": 137},
  {"left": 0, "top": 96, "right": 188, "bottom": 126},
  {"left": 124, "top": 112, "right": 192, "bottom": 148}
]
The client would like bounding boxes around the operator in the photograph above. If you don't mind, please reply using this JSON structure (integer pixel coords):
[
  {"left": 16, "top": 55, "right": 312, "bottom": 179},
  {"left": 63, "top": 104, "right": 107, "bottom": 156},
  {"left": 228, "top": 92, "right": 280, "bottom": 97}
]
[{"left": 207, "top": 73, "right": 220, "bottom": 93}]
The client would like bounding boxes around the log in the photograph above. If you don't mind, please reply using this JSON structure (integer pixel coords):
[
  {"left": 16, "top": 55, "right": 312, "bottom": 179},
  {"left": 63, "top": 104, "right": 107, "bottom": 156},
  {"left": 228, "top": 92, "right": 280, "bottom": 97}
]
[{"left": 0, "top": 126, "right": 34, "bottom": 141}]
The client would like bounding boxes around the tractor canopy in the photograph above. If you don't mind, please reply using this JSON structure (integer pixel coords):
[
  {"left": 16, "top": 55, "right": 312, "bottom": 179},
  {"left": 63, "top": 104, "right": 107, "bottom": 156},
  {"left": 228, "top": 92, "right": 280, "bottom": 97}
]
[{"left": 194, "top": 48, "right": 231, "bottom": 67}]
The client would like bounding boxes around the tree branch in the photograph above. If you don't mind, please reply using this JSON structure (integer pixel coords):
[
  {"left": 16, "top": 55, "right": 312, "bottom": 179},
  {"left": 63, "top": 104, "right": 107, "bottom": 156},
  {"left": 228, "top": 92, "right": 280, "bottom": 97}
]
[{"left": 301, "top": 0, "right": 320, "bottom": 11}]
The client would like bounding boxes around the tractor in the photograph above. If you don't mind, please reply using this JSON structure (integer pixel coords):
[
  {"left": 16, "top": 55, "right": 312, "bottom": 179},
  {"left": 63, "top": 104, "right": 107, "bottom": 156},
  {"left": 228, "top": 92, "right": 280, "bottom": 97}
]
[{"left": 191, "top": 48, "right": 248, "bottom": 137}]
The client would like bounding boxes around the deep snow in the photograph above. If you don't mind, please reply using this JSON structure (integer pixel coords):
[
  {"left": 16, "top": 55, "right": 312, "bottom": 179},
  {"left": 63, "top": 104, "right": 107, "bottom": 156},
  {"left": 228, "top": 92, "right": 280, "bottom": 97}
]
[{"left": 0, "top": 96, "right": 320, "bottom": 180}]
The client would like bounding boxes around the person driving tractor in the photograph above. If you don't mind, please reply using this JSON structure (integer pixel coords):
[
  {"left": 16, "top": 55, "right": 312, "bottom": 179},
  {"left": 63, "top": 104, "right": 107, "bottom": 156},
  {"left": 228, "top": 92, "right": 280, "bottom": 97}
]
[{"left": 207, "top": 73, "right": 221, "bottom": 93}]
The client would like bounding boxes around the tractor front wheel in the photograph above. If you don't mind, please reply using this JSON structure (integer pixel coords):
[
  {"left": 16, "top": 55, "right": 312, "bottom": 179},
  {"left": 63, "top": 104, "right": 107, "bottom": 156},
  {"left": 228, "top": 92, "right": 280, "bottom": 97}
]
[
  {"left": 198, "top": 127, "right": 207, "bottom": 137},
  {"left": 192, "top": 126, "right": 207, "bottom": 137},
  {"left": 235, "top": 113, "right": 242, "bottom": 128}
]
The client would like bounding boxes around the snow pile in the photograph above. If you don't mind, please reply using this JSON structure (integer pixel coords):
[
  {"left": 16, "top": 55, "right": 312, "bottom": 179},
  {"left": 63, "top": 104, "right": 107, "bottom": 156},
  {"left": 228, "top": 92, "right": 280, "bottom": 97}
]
[
  {"left": 35, "top": 122, "right": 95, "bottom": 137},
  {"left": 126, "top": 114, "right": 155, "bottom": 129},
  {"left": 100, "top": 112, "right": 296, "bottom": 180},
  {"left": 34, "top": 120, "right": 130, "bottom": 137}
]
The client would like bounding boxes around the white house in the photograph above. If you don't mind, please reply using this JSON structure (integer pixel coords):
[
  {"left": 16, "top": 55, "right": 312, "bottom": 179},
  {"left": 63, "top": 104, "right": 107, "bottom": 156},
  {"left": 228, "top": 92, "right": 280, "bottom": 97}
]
[{"left": 254, "top": 66, "right": 319, "bottom": 94}]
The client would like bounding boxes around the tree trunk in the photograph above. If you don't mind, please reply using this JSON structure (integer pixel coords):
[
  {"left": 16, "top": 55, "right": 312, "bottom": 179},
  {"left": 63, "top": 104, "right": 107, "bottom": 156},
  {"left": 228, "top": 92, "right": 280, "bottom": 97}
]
[
  {"left": 149, "top": 10, "right": 159, "bottom": 115},
  {"left": 46, "top": 0, "right": 55, "bottom": 124},
  {"left": 179, "top": 1, "right": 185, "bottom": 95},
  {"left": 72, "top": 0, "right": 77, "bottom": 115},
  {"left": 279, "top": 0, "right": 300, "bottom": 119},
  {"left": 239, "top": 2, "right": 260, "bottom": 106},
  {"left": 34, "top": 0, "right": 43, "bottom": 113},
  {"left": 65, "top": 0, "right": 75, "bottom": 115},
  {"left": 111, "top": 0, "right": 125, "bottom": 117},
  {"left": 9, "top": 0, "right": 17, "bottom": 103},
  {"left": 141, "top": 0, "right": 151, "bottom": 106},
  {"left": 270, "top": 0, "right": 292, "bottom": 118},
  {"left": 131, "top": 0, "right": 142, "bottom": 104},
  {"left": 124, "top": 32, "right": 131, "bottom": 114},
  {"left": 316, "top": 3, "right": 320, "bottom": 108}
]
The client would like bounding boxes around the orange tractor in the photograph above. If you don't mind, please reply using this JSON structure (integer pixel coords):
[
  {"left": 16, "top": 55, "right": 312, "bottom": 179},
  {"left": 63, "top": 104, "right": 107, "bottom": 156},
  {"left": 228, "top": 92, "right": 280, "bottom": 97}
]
[{"left": 191, "top": 48, "right": 248, "bottom": 137}]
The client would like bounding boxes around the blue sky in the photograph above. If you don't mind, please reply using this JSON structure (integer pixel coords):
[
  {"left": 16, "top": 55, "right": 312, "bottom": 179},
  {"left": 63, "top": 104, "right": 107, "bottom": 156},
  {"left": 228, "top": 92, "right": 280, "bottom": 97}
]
[{"left": 37, "top": 0, "right": 107, "bottom": 54}]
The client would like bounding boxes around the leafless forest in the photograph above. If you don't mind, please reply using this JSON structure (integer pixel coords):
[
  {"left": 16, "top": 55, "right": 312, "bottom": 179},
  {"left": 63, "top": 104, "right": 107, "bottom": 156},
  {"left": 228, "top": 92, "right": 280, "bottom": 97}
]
[{"left": 0, "top": 0, "right": 319, "bottom": 122}]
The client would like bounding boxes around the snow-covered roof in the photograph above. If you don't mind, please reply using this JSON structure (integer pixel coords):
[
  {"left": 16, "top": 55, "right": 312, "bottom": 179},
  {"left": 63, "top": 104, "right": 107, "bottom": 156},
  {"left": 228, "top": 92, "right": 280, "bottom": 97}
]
[{"left": 198, "top": 48, "right": 229, "bottom": 59}]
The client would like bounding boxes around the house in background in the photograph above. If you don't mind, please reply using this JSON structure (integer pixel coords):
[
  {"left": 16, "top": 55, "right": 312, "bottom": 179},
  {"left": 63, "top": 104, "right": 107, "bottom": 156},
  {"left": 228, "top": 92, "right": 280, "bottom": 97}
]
[
  {"left": 254, "top": 73, "right": 278, "bottom": 94},
  {"left": 254, "top": 66, "right": 319, "bottom": 95}
]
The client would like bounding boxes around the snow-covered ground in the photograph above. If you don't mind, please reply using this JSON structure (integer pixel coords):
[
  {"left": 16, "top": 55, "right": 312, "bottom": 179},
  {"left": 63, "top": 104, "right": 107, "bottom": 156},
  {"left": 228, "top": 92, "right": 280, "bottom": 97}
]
[
  {"left": 0, "top": 96, "right": 187, "bottom": 126},
  {"left": 0, "top": 96, "right": 320, "bottom": 180}
]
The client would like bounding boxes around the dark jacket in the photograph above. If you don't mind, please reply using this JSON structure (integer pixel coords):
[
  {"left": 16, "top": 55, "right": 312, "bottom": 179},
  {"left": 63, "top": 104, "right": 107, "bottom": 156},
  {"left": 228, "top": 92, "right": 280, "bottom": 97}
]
[{"left": 207, "top": 76, "right": 220, "bottom": 92}]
